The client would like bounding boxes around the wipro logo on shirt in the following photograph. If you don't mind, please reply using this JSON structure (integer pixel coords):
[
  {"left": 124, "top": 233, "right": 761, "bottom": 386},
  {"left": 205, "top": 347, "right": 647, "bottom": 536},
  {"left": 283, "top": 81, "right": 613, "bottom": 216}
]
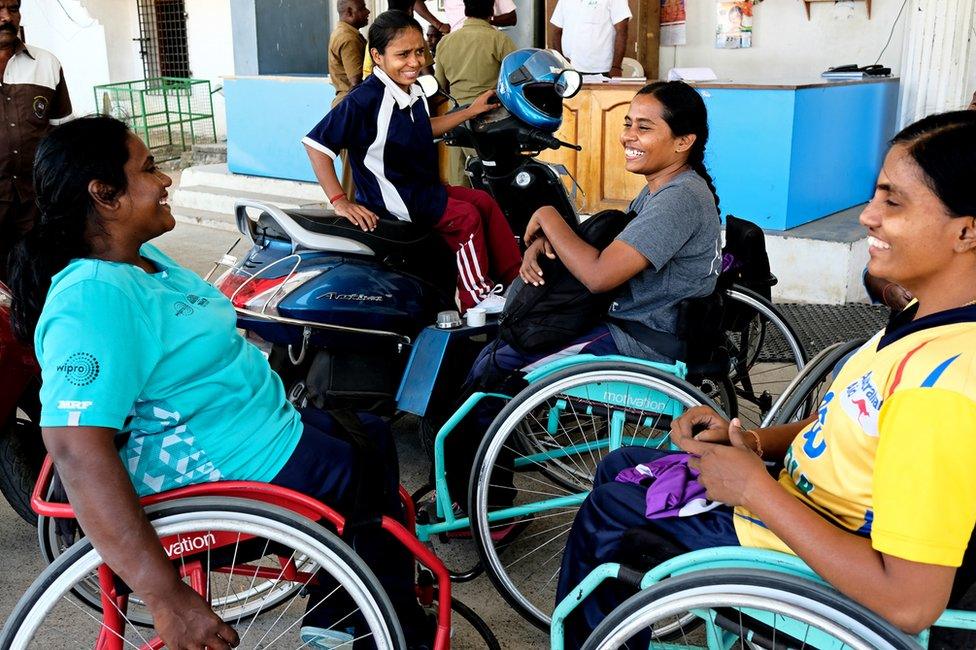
[{"left": 56, "top": 352, "right": 100, "bottom": 386}]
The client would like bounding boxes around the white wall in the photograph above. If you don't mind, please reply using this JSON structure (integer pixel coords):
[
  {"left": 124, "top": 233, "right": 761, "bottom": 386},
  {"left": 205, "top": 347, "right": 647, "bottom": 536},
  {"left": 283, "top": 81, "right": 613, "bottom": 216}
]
[
  {"left": 186, "top": 0, "right": 235, "bottom": 136},
  {"left": 23, "top": 0, "right": 233, "bottom": 137},
  {"left": 20, "top": 0, "right": 116, "bottom": 115},
  {"left": 660, "top": 0, "right": 908, "bottom": 80}
]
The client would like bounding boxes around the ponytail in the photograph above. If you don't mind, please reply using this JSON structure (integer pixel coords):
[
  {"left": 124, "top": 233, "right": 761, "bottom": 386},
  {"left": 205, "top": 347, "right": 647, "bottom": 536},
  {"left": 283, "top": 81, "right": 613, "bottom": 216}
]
[
  {"left": 636, "top": 81, "right": 720, "bottom": 215},
  {"left": 9, "top": 116, "right": 130, "bottom": 342}
]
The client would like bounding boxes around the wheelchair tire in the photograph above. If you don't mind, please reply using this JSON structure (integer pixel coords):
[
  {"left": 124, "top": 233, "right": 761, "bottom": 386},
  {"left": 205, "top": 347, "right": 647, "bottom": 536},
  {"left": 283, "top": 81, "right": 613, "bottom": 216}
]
[
  {"left": 763, "top": 339, "right": 867, "bottom": 427},
  {"left": 469, "top": 360, "right": 719, "bottom": 631},
  {"left": 35, "top": 510, "right": 304, "bottom": 627},
  {"left": 3, "top": 497, "right": 406, "bottom": 649},
  {"left": 722, "top": 285, "right": 807, "bottom": 431},
  {"left": 582, "top": 568, "right": 918, "bottom": 650}
]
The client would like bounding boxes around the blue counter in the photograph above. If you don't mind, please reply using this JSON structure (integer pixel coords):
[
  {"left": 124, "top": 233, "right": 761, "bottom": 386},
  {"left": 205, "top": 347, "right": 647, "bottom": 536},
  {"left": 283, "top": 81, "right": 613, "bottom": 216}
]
[
  {"left": 694, "top": 77, "right": 899, "bottom": 230},
  {"left": 224, "top": 74, "right": 338, "bottom": 183}
]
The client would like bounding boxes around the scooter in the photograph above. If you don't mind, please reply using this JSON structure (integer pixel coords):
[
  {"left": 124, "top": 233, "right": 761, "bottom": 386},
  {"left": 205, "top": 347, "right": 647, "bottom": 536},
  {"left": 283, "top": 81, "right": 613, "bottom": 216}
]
[
  {"left": 209, "top": 50, "right": 585, "bottom": 422},
  {"left": 0, "top": 281, "right": 43, "bottom": 524}
]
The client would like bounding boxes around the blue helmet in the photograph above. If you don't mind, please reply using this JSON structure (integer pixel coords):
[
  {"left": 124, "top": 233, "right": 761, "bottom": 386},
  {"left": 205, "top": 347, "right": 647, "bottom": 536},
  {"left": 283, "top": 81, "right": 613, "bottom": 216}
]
[{"left": 496, "top": 49, "right": 582, "bottom": 132}]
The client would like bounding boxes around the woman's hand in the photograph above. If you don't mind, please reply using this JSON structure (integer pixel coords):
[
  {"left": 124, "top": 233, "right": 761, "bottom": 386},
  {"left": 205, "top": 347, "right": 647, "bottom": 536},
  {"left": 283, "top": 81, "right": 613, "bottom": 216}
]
[
  {"left": 670, "top": 405, "right": 732, "bottom": 446},
  {"left": 520, "top": 237, "right": 557, "bottom": 286},
  {"left": 468, "top": 89, "right": 500, "bottom": 117},
  {"left": 677, "top": 419, "right": 771, "bottom": 508},
  {"left": 334, "top": 198, "right": 379, "bottom": 231},
  {"left": 148, "top": 582, "right": 240, "bottom": 649},
  {"left": 524, "top": 206, "right": 560, "bottom": 246}
]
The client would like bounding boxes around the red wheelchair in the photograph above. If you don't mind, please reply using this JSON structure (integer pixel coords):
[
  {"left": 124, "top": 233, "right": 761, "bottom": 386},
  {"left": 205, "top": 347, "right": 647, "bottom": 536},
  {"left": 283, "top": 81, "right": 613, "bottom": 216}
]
[{"left": 0, "top": 457, "right": 498, "bottom": 649}]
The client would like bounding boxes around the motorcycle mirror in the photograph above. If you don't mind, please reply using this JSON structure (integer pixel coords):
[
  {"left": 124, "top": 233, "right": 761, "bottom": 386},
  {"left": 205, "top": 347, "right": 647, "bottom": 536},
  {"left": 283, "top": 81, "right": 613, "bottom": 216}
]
[
  {"left": 417, "top": 75, "right": 440, "bottom": 99},
  {"left": 555, "top": 70, "right": 583, "bottom": 99}
]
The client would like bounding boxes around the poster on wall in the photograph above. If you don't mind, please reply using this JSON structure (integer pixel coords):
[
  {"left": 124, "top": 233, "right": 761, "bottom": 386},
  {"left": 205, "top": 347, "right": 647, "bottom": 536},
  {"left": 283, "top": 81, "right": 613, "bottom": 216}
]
[
  {"left": 715, "top": 1, "right": 753, "bottom": 49},
  {"left": 661, "top": 0, "right": 687, "bottom": 46}
]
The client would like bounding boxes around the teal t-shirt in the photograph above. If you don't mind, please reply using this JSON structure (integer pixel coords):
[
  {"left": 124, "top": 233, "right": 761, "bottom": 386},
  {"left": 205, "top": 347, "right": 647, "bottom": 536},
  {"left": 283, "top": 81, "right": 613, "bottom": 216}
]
[{"left": 36, "top": 244, "right": 303, "bottom": 496}]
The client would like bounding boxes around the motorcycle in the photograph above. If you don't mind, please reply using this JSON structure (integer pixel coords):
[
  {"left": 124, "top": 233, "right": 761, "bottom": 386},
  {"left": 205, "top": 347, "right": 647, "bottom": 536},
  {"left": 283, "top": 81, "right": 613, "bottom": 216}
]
[
  {"left": 209, "top": 49, "right": 585, "bottom": 423},
  {"left": 0, "top": 280, "right": 43, "bottom": 524}
]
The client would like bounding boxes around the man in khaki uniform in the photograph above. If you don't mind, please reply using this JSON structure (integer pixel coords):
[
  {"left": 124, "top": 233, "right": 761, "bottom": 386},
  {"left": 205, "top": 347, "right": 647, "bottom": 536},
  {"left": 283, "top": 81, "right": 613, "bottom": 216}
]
[
  {"left": 434, "top": 0, "right": 515, "bottom": 186},
  {"left": 328, "top": 0, "right": 369, "bottom": 196}
]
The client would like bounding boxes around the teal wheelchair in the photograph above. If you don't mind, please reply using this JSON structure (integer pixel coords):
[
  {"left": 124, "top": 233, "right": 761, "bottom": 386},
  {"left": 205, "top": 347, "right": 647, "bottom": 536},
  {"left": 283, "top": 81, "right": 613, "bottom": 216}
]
[
  {"left": 413, "top": 278, "right": 807, "bottom": 633},
  {"left": 550, "top": 340, "right": 976, "bottom": 650}
]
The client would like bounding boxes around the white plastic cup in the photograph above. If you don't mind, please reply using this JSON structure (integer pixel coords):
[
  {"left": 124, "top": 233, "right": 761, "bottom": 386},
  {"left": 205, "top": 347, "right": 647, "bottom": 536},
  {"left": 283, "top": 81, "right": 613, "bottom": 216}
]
[{"left": 466, "top": 308, "right": 486, "bottom": 328}]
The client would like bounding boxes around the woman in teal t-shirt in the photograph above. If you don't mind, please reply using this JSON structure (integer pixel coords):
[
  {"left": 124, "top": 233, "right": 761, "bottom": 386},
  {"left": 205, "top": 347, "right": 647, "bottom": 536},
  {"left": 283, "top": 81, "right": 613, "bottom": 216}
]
[{"left": 8, "top": 117, "right": 427, "bottom": 649}]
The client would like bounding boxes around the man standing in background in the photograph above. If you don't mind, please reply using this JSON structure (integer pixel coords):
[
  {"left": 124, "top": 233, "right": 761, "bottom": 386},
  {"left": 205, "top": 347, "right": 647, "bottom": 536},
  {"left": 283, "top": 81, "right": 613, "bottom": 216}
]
[
  {"left": 442, "top": 0, "right": 516, "bottom": 31},
  {"left": 329, "top": 0, "right": 369, "bottom": 198},
  {"left": 0, "top": 0, "right": 72, "bottom": 279},
  {"left": 434, "top": 0, "right": 515, "bottom": 186},
  {"left": 550, "top": 0, "right": 630, "bottom": 77}
]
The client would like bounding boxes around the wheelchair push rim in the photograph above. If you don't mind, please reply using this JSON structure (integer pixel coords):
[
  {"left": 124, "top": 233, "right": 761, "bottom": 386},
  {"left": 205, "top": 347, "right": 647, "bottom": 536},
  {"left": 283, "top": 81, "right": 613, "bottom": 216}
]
[
  {"left": 470, "top": 361, "right": 719, "bottom": 631},
  {"left": 720, "top": 286, "right": 807, "bottom": 431},
  {"left": 3, "top": 498, "right": 405, "bottom": 650},
  {"left": 581, "top": 569, "right": 919, "bottom": 650}
]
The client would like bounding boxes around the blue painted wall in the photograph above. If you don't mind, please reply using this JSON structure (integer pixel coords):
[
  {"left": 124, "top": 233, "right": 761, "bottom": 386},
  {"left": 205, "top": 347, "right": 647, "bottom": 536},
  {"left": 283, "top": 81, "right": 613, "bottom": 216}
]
[
  {"left": 698, "top": 80, "right": 898, "bottom": 230},
  {"left": 225, "top": 76, "right": 339, "bottom": 182}
]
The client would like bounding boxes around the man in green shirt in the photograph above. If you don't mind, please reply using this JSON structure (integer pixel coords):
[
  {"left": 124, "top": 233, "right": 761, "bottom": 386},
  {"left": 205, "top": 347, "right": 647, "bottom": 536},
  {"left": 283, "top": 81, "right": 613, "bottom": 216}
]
[{"left": 434, "top": 0, "right": 516, "bottom": 186}]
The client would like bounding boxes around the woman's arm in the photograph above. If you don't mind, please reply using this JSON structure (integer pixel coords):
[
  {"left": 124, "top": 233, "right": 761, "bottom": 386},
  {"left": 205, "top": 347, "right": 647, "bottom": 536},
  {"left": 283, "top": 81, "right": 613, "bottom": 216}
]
[
  {"left": 679, "top": 431, "right": 956, "bottom": 634},
  {"left": 524, "top": 206, "right": 648, "bottom": 293},
  {"left": 429, "top": 90, "right": 498, "bottom": 138},
  {"left": 304, "top": 144, "right": 379, "bottom": 231},
  {"left": 44, "top": 425, "right": 239, "bottom": 649}
]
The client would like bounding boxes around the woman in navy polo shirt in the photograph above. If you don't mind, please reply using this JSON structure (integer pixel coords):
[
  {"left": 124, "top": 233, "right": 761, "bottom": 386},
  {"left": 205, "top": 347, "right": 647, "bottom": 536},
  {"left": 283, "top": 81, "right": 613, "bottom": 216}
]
[{"left": 303, "top": 10, "right": 522, "bottom": 313}]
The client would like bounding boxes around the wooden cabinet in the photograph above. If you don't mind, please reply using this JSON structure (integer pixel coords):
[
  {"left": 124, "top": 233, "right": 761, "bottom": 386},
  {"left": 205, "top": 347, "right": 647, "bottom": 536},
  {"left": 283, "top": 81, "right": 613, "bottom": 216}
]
[
  {"left": 544, "top": 0, "right": 659, "bottom": 79},
  {"left": 539, "top": 84, "right": 648, "bottom": 213}
]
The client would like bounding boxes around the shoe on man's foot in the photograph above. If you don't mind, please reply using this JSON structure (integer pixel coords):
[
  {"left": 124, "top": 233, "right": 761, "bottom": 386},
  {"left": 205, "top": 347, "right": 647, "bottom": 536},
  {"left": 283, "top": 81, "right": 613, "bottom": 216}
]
[
  {"left": 473, "top": 284, "right": 506, "bottom": 314},
  {"left": 300, "top": 625, "right": 356, "bottom": 648}
]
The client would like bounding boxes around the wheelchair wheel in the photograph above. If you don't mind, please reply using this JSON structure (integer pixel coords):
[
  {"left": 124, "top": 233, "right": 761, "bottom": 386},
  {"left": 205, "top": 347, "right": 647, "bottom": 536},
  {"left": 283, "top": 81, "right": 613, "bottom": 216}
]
[
  {"left": 470, "top": 360, "right": 718, "bottom": 631},
  {"left": 764, "top": 339, "right": 867, "bottom": 427},
  {"left": 5, "top": 497, "right": 405, "bottom": 649},
  {"left": 35, "top": 509, "right": 306, "bottom": 627},
  {"left": 583, "top": 568, "right": 918, "bottom": 650},
  {"left": 723, "top": 286, "right": 807, "bottom": 430}
]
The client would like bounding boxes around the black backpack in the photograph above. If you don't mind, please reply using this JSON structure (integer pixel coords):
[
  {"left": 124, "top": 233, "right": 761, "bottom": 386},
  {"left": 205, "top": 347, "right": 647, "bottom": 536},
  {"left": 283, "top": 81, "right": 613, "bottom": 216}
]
[{"left": 498, "top": 209, "right": 635, "bottom": 355}]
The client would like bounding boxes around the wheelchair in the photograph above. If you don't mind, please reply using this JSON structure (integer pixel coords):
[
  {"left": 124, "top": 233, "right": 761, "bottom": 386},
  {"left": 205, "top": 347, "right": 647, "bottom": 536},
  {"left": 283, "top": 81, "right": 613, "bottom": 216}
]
[
  {"left": 549, "top": 341, "right": 976, "bottom": 650},
  {"left": 1, "top": 457, "right": 499, "bottom": 649},
  {"left": 404, "top": 269, "right": 805, "bottom": 633}
]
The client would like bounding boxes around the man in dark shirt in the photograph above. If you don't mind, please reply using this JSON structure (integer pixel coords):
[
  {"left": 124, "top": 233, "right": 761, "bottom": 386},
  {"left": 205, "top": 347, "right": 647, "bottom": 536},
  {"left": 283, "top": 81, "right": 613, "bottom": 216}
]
[{"left": 0, "top": 0, "right": 72, "bottom": 278}]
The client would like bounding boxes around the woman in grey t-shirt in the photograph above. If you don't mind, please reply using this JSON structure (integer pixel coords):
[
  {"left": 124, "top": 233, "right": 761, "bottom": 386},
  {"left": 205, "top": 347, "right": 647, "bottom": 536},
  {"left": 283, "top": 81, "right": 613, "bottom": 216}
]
[
  {"left": 447, "top": 82, "right": 722, "bottom": 508},
  {"left": 520, "top": 80, "right": 721, "bottom": 364}
]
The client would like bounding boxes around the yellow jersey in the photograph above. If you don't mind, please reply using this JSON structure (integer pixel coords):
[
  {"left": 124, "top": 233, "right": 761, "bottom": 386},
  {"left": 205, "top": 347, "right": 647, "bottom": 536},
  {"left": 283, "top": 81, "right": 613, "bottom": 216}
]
[{"left": 735, "top": 304, "right": 976, "bottom": 567}]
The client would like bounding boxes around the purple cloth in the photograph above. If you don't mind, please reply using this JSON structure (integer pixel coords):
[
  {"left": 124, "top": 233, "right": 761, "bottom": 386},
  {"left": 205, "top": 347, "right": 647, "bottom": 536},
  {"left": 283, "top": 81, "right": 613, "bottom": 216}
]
[{"left": 614, "top": 453, "right": 720, "bottom": 520}]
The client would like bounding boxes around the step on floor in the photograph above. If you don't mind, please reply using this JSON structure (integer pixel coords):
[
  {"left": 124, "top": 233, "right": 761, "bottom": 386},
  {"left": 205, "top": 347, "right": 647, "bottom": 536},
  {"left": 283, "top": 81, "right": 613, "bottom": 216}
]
[{"left": 172, "top": 184, "right": 328, "bottom": 215}]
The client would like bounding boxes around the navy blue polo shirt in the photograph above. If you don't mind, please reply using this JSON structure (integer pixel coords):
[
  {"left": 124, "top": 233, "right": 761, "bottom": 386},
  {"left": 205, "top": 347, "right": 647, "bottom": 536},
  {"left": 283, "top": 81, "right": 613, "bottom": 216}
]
[{"left": 303, "top": 68, "right": 447, "bottom": 224}]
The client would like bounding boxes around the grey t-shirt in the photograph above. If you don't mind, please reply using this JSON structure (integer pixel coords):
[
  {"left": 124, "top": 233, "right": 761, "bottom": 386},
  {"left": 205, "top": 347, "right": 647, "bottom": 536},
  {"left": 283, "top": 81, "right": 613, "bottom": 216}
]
[{"left": 607, "top": 170, "right": 721, "bottom": 361}]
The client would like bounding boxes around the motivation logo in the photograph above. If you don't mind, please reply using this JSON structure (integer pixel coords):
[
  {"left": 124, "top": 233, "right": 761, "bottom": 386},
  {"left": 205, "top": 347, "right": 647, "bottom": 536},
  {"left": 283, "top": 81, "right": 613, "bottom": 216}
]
[{"left": 57, "top": 352, "right": 100, "bottom": 387}]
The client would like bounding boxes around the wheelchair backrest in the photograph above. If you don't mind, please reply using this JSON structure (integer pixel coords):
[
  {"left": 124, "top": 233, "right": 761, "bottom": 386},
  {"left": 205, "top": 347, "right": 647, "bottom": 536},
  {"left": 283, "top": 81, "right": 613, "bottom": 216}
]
[{"left": 719, "top": 214, "right": 775, "bottom": 300}]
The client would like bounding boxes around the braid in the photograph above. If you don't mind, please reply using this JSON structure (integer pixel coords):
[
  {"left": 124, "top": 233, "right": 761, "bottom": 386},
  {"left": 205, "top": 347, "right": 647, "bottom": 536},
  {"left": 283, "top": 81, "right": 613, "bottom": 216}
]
[{"left": 688, "top": 146, "right": 720, "bottom": 216}]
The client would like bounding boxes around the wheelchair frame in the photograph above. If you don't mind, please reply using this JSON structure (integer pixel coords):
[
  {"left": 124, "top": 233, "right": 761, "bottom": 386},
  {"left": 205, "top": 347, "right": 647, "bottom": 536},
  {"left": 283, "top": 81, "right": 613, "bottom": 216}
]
[{"left": 12, "top": 456, "right": 456, "bottom": 650}]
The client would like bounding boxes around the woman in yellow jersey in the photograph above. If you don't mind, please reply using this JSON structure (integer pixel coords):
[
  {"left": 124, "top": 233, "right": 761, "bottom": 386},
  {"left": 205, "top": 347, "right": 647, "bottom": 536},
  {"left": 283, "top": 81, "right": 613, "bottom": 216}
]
[{"left": 556, "top": 109, "right": 976, "bottom": 646}]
